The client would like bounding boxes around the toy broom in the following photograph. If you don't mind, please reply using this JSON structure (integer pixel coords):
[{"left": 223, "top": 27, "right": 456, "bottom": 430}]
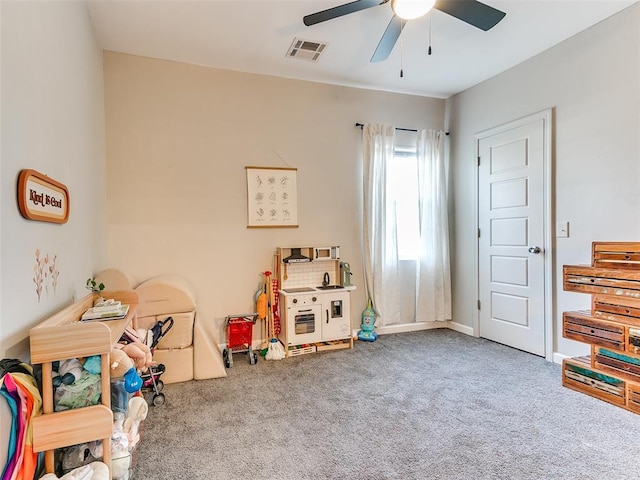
[
  {"left": 256, "top": 277, "right": 269, "bottom": 350},
  {"left": 264, "top": 271, "right": 285, "bottom": 360}
]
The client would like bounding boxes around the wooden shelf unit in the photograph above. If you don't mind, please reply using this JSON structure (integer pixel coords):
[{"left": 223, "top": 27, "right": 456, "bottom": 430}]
[
  {"left": 29, "top": 290, "right": 139, "bottom": 475},
  {"left": 562, "top": 242, "right": 640, "bottom": 415}
]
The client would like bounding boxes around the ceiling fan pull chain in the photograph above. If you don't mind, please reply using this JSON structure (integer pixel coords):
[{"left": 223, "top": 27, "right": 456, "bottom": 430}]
[
  {"left": 400, "top": 37, "right": 404, "bottom": 77},
  {"left": 428, "top": 10, "right": 433, "bottom": 55}
]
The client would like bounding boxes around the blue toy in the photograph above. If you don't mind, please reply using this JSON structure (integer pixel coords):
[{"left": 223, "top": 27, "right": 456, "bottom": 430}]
[
  {"left": 83, "top": 355, "right": 101, "bottom": 375},
  {"left": 123, "top": 368, "right": 143, "bottom": 393},
  {"left": 358, "top": 298, "right": 377, "bottom": 342},
  {"left": 110, "top": 349, "right": 143, "bottom": 393}
]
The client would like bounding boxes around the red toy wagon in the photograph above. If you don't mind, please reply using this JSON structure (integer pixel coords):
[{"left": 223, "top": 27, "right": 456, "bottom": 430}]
[{"left": 222, "top": 314, "right": 258, "bottom": 367}]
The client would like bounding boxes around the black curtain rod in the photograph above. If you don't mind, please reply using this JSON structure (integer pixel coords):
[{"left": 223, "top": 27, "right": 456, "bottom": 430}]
[{"left": 355, "top": 123, "right": 449, "bottom": 136}]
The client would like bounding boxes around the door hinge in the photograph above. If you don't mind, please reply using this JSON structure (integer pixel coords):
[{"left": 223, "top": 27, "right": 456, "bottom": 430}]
[
  {"left": 477, "top": 300, "right": 481, "bottom": 310},
  {"left": 477, "top": 228, "right": 481, "bottom": 238},
  {"left": 477, "top": 156, "right": 481, "bottom": 166}
]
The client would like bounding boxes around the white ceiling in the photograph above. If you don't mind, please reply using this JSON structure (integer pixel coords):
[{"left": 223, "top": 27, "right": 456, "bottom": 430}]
[{"left": 86, "top": 0, "right": 637, "bottom": 99}]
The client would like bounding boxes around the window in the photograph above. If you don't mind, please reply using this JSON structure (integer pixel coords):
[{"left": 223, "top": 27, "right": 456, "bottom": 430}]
[{"left": 388, "top": 147, "right": 419, "bottom": 260}]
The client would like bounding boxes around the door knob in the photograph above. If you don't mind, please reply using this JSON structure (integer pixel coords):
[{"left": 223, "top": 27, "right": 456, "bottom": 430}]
[{"left": 528, "top": 246, "right": 542, "bottom": 254}]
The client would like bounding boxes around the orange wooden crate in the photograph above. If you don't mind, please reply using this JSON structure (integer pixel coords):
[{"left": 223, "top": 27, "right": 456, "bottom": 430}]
[
  {"left": 563, "top": 265, "right": 640, "bottom": 298},
  {"left": 593, "top": 346, "right": 640, "bottom": 384},
  {"left": 562, "top": 311, "right": 624, "bottom": 351},
  {"left": 592, "top": 294, "right": 640, "bottom": 327},
  {"left": 627, "top": 382, "right": 640, "bottom": 414},
  {"left": 592, "top": 242, "right": 640, "bottom": 270},
  {"left": 562, "top": 356, "right": 626, "bottom": 407}
]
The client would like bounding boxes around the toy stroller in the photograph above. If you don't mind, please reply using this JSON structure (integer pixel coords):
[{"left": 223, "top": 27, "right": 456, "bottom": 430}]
[
  {"left": 141, "top": 316, "right": 174, "bottom": 406},
  {"left": 223, "top": 314, "right": 258, "bottom": 368},
  {"left": 140, "top": 363, "right": 166, "bottom": 406}
]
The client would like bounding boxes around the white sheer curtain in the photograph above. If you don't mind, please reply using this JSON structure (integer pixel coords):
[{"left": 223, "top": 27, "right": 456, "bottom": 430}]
[
  {"left": 362, "top": 124, "right": 401, "bottom": 327},
  {"left": 415, "top": 129, "right": 452, "bottom": 321}
]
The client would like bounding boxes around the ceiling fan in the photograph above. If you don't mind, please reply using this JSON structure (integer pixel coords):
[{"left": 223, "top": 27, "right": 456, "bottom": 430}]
[{"left": 303, "top": 0, "right": 506, "bottom": 63}]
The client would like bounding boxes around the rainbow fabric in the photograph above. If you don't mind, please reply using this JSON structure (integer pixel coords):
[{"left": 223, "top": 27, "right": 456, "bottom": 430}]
[{"left": 1, "top": 360, "right": 42, "bottom": 480}]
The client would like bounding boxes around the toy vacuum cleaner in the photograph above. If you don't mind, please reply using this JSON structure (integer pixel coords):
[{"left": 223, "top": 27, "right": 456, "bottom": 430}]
[{"left": 358, "top": 298, "right": 377, "bottom": 342}]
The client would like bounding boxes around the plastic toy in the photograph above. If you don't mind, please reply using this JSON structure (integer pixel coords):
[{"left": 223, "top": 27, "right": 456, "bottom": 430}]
[
  {"left": 139, "top": 317, "right": 173, "bottom": 406},
  {"left": 223, "top": 314, "right": 258, "bottom": 367},
  {"left": 358, "top": 298, "right": 378, "bottom": 342}
]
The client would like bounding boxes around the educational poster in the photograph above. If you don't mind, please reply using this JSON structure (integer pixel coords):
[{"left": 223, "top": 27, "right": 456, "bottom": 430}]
[{"left": 245, "top": 166, "right": 298, "bottom": 228}]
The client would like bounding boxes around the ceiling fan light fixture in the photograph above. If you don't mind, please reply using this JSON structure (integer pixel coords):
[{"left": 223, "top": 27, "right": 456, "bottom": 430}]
[{"left": 390, "top": 0, "right": 435, "bottom": 20}]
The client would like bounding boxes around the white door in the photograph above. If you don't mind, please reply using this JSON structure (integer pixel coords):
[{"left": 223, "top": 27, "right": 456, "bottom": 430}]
[{"left": 477, "top": 111, "right": 551, "bottom": 357}]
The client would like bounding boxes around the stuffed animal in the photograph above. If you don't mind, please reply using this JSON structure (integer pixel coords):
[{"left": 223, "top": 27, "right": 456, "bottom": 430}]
[
  {"left": 110, "top": 349, "right": 142, "bottom": 393},
  {"left": 119, "top": 341, "right": 152, "bottom": 371}
]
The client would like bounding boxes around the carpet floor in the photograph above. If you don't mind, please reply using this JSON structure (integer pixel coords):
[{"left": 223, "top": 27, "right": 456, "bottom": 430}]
[{"left": 132, "top": 329, "right": 640, "bottom": 479}]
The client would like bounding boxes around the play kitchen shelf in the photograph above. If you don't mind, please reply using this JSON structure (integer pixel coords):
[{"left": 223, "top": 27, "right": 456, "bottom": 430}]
[
  {"left": 279, "top": 246, "right": 339, "bottom": 263},
  {"left": 562, "top": 242, "right": 640, "bottom": 415},
  {"left": 278, "top": 246, "right": 340, "bottom": 286},
  {"left": 276, "top": 246, "right": 355, "bottom": 357},
  {"left": 29, "top": 289, "right": 140, "bottom": 476}
]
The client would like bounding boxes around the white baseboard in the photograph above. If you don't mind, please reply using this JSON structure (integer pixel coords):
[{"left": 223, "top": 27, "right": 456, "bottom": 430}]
[
  {"left": 446, "top": 321, "right": 474, "bottom": 336},
  {"left": 552, "top": 352, "right": 569, "bottom": 365},
  {"left": 351, "top": 320, "right": 474, "bottom": 338},
  {"left": 376, "top": 321, "right": 448, "bottom": 335}
]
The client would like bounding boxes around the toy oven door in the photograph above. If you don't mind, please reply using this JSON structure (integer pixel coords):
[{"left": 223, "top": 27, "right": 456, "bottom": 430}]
[{"left": 288, "top": 304, "right": 322, "bottom": 344}]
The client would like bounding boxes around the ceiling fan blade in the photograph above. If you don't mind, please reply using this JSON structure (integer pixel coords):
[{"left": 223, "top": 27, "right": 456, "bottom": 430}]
[
  {"left": 370, "top": 16, "right": 406, "bottom": 63},
  {"left": 304, "top": 0, "right": 388, "bottom": 26},
  {"left": 434, "top": 0, "right": 506, "bottom": 31}
]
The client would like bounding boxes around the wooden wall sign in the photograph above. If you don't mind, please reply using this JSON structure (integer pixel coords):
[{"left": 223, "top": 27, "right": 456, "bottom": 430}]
[{"left": 18, "top": 169, "right": 70, "bottom": 224}]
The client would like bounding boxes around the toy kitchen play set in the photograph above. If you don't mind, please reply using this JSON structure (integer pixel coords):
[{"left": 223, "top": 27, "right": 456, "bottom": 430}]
[{"left": 277, "top": 246, "right": 356, "bottom": 357}]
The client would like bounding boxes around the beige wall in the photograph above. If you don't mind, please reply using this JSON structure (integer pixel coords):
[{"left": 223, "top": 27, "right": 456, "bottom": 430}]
[
  {"left": 446, "top": 3, "right": 640, "bottom": 359},
  {"left": 103, "top": 52, "right": 445, "bottom": 344},
  {"left": 0, "top": 1, "right": 107, "bottom": 359}
]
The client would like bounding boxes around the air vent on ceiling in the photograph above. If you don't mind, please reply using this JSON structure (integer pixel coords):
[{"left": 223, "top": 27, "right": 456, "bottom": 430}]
[{"left": 285, "top": 38, "right": 328, "bottom": 62}]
